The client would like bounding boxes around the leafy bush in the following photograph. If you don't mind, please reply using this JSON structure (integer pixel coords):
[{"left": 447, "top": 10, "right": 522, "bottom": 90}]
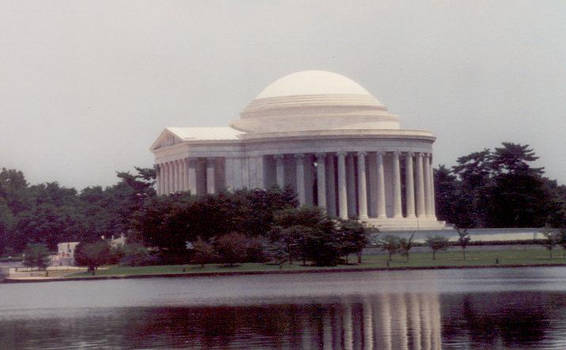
[
  {"left": 215, "top": 232, "right": 247, "bottom": 266},
  {"left": 120, "top": 243, "right": 157, "bottom": 266},
  {"left": 22, "top": 243, "right": 50, "bottom": 269},
  {"left": 245, "top": 237, "right": 267, "bottom": 263},
  {"left": 75, "top": 240, "right": 112, "bottom": 274},
  {"left": 191, "top": 237, "right": 216, "bottom": 267}
]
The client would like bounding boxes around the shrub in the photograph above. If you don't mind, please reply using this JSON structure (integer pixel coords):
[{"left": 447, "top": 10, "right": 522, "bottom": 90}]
[
  {"left": 120, "top": 243, "right": 157, "bottom": 266},
  {"left": 191, "top": 237, "right": 216, "bottom": 267},
  {"left": 215, "top": 232, "right": 247, "bottom": 266},
  {"left": 22, "top": 243, "right": 50, "bottom": 269},
  {"left": 245, "top": 237, "right": 267, "bottom": 262},
  {"left": 75, "top": 240, "right": 111, "bottom": 275}
]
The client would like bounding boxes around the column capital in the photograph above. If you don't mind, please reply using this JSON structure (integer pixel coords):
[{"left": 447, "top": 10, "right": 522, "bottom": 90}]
[
  {"left": 405, "top": 151, "right": 414, "bottom": 157},
  {"left": 294, "top": 153, "right": 305, "bottom": 159},
  {"left": 337, "top": 151, "right": 348, "bottom": 157},
  {"left": 357, "top": 151, "right": 367, "bottom": 157},
  {"left": 274, "top": 154, "right": 285, "bottom": 160},
  {"left": 416, "top": 152, "right": 424, "bottom": 158},
  {"left": 206, "top": 157, "right": 215, "bottom": 164},
  {"left": 315, "top": 152, "right": 326, "bottom": 159}
]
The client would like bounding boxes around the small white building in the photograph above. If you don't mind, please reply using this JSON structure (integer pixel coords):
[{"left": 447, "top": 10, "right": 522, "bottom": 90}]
[
  {"left": 150, "top": 70, "right": 447, "bottom": 231},
  {"left": 51, "top": 242, "right": 80, "bottom": 266}
]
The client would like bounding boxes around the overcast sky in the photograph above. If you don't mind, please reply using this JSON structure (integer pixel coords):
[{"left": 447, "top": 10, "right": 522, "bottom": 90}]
[{"left": 1, "top": 0, "right": 565, "bottom": 190}]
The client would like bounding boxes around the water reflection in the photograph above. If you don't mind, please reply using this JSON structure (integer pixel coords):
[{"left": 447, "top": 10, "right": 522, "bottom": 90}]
[
  {"left": 2, "top": 268, "right": 566, "bottom": 349},
  {"left": 0, "top": 292, "right": 444, "bottom": 349}
]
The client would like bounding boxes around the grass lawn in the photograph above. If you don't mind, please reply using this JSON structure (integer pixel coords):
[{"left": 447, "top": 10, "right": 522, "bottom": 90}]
[{"left": 68, "top": 247, "right": 566, "bottom": 278}]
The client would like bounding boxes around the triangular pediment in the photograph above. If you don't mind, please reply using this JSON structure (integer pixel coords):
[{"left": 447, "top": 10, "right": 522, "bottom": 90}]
[{"left": 150, "top": 128, "right": 185, "bottom": 151}]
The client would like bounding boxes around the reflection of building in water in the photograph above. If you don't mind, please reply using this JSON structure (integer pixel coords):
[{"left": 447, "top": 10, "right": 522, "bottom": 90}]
[{"left": 300, "top": 293, "right": 442, "bottom": 350}]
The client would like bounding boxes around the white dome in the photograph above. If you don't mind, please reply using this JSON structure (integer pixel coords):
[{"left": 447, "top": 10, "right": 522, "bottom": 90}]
[
  {"left": 231, "top": 70, "right": 400, "bottom": 134},
  {"left": 256, "top": 70, "right": 374, "bottom": 99}
]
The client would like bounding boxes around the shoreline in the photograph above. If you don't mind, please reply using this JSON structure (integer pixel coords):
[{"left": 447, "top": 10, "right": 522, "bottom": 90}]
[{"left": 4, "top": 262, "right": 566, "bottom": 284}]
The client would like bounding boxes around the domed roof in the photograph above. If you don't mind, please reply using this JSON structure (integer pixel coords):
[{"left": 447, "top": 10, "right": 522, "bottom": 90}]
[
  {"left": 256, "top": 70, "right": 375, "bottom": 99},
  {"left": 230, "top": 70, "right": 400, "bottom": 134}
]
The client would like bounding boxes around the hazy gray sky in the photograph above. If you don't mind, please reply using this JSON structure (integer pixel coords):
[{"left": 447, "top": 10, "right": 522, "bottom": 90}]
[{"left": 1, "top": 0, "right": 565, "bottom": 190}]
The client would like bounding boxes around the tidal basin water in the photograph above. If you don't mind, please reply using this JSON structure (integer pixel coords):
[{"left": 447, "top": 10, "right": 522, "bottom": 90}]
[{"left": 2, "top": 268, "right": 566, "bottom": 349}]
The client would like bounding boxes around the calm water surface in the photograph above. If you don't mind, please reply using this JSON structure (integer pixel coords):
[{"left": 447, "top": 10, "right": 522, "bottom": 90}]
[{"left": 2, "top": 267, "right": 566, "bottom": 349}]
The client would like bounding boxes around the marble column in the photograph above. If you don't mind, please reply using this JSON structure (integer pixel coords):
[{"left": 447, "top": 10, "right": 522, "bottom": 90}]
[
  {"left": 206, "top": 158, "right": 215, "bottom": 194},
  {"left": 416, "top": 153, "right": 426, "bottom": 218},
  {"left": 392, "top": 151, "right": 402, "bottom": 218},
  {"left": 295, "top": 154, "right": 306, "bottom": 206},
  {"left": 177, "top": 160, "right": 183, "bottom": 192},
  {"left": 346, "top": 153, "right": 356, "bottom": 217},
  {"left": 167, "top": 161, "right": 173, "bottom": 194},
  {"left": 174, "top": 160, "right": 181, "bottom": 192},
  {"left": 275, "top": 155, "right": 285, "bottom": 188},
  {"left": 188, "top": 158, "right": 197, "bottom": 195},
  {"left": 337, "top": 152, "right": 348, "bottom": 219},
  {"left": 176, "top": 160, "right": 183, "bottom": 192},
  {"left": 423, "top": 153, "right": 432, "bottom": 217},
  {"left": 429, "top": 155, "right": 437, "bottom": 219},
  {"left": 183, "top": 158, "right": 189, "bottom": 192},
  {"left": 155, "top": 164, "right": 161, "bottom": 195},
  {"left": 326, "top": 154, "right": 337, "bottom": 217},
  {"left": 357, "top": 151, "right": 368, "bottom": 219},
  {"left": 316, "top": 153, "right": 327, "bottom": 208},
  {"left": 162, "top": 163, "right": 167, "bottom": 194},
  {"left": 376, "top": 152, "right": 386, "bottom": 219},
  {"left": 168, "top": 161, "right": 175, "bottom": 193},
  {"left": 405, "top": 152, "right": 416, "bottom": 218},
  {"left": 179, "top": 160, "right": 184, "bottom": 192}
]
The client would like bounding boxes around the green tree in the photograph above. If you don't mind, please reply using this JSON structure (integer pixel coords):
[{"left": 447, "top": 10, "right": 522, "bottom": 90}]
[
  {"left": 266, "top": 240, "right": 288, "bottom": 268},
  {"left": 273, "top": 207, "right": 340, "bottom": 266},
  {"left": 215, "top": 232, "right": 248, "bottom": 267},
  {"left": 0, "top": 199, "right": 15, "bottom": 255},
  {"left": 74, "top": 240, "right": 111, "bottom": 275},
  {"left": 337, "top": 219, "right": 371, "bottom": 264},
  {"left": 451, "top": 149, "right": 493, "bottom": 227},
  {"left": 377, "top": 235, "right": 400, "bottom": 262},
  {"left": 541, "top": 229, "right": 559, "bottom": 259},
  {"left": 269, "top": 225, "right": 303, "bottom": 265},
  {"left": 426, "top": 236, "right": 449, "bottom": 260},
  {"left": 559, "top": 228, "right": 566, "bottom": 258},
  {"left": 191, "top": 237, "right": 217, "bottom": 267},
  {"left": 399, "top": 233, "right": 415, "bottom": 262},
  {"left": 120, "top": 243, "right": 155, "bottom": 266},
  {"left": 22, "top": 243, "right": 50, "bottom": 269},
  {"left": 434, "top": 165, "right": 460, "bottom": 224},
  {"left": 456, "top": 227, "right": 471, "bottom": 260}
]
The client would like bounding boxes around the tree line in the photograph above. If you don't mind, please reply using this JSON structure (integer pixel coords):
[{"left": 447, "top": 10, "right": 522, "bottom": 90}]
[
  {"left": 2, "top": 141, "right": 566, "bottom": 267},
  {"left": 0, "top": 166, "right": 370, "bottom": 268},
  {"left": 434, "top": 142, "right": 566, "bottom": 228}
]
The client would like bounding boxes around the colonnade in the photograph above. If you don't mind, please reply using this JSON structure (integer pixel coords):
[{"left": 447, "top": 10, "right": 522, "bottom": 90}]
[
  {"left": 155, "top": 158, "right": 218, "bottom": 195},
  {"left": 156, "top": 151, "right": 437, "bottom": 222},
  {"left": 271, "top": 151, "right": 437, "bottom": 221}
]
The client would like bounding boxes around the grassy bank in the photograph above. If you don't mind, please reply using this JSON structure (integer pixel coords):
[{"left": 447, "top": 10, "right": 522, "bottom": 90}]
[{"left": 68, "top": 248, "right": 566, "bottom": 278}]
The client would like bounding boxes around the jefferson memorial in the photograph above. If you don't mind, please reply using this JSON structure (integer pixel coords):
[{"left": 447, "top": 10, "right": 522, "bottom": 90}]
[{"left": 150, "top": 71, "right": 446, "bottom": 230}]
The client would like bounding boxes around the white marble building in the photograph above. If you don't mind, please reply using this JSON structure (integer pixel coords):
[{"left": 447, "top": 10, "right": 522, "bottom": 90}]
[{"left": 150, "top": 71, "right": 446, "bottom": 230}]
